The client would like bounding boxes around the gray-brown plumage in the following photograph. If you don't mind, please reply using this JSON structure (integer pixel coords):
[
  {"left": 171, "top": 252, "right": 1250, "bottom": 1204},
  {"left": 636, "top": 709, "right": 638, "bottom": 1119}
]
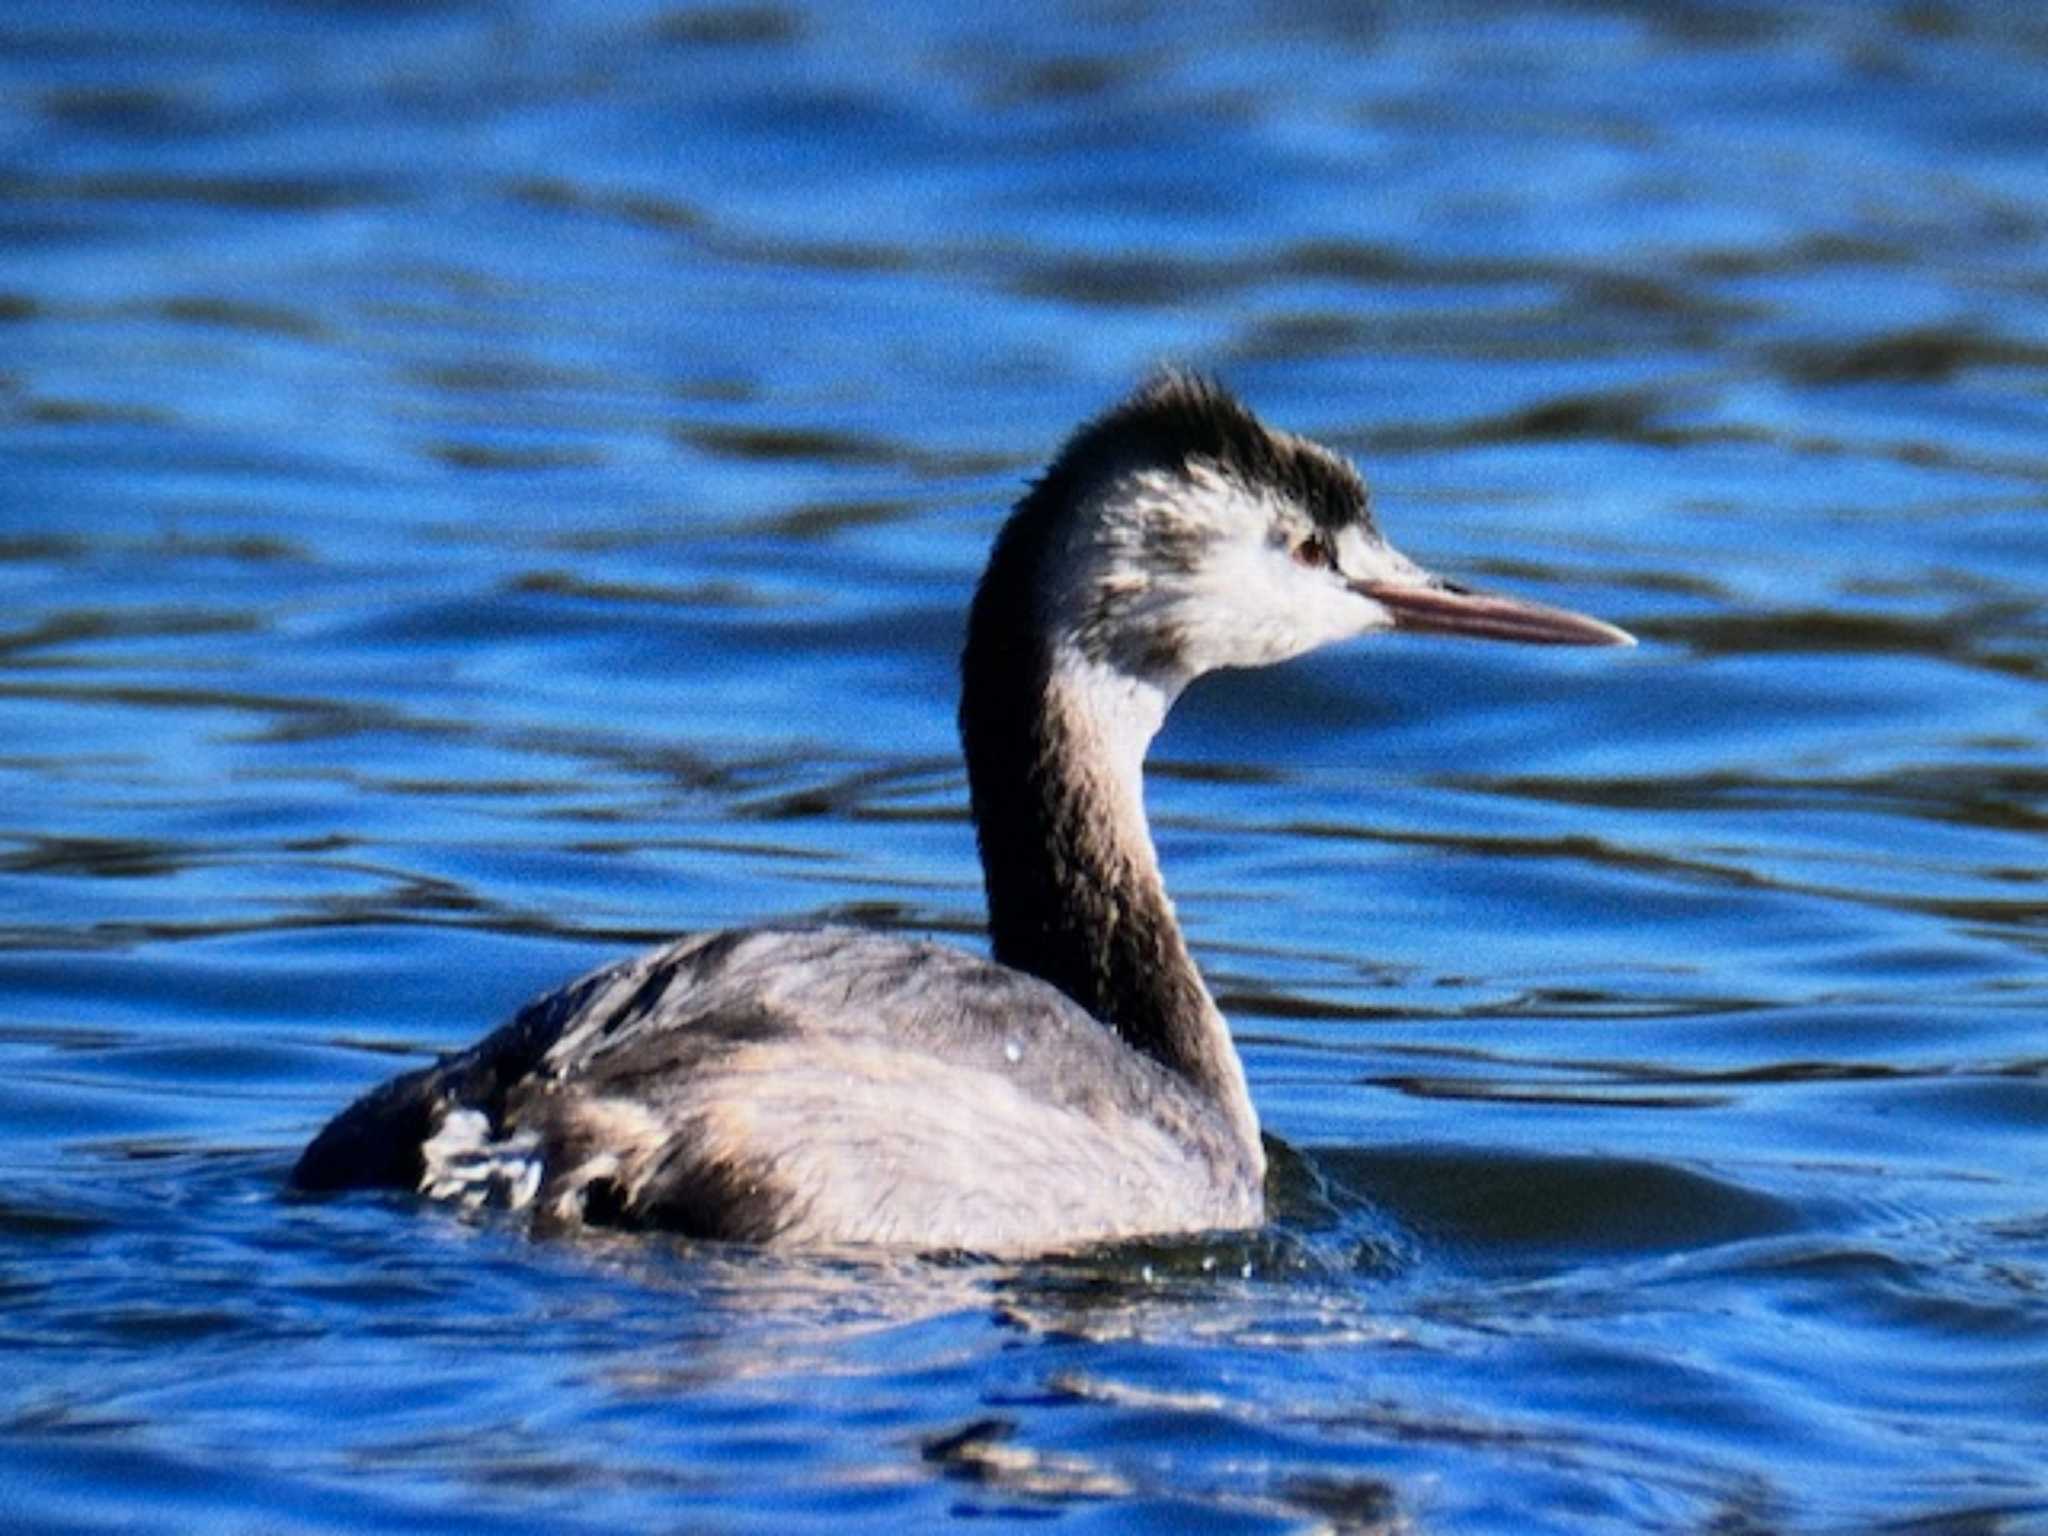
[{"left": 292, "top": 372, "right": 1631, "bottom": 1255}]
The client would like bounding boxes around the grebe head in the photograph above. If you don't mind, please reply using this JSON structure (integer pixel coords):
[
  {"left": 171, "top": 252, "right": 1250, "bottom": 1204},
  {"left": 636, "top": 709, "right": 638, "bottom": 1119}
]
[{"left": 1015, "top": 370, "right": 1632, "bottom": 699}]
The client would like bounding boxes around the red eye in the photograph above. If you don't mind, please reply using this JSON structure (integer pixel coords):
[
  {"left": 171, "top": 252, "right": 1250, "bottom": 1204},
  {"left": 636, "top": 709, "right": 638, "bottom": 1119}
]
[{"left": 1292, "top": 535, "right": 1332, "bottom": 570}]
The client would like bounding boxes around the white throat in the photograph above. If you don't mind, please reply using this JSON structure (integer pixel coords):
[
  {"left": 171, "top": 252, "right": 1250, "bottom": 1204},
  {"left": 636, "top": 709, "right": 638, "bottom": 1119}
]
[{"left": 1044, "top": 640, "right": 1174, "bottom": 795}]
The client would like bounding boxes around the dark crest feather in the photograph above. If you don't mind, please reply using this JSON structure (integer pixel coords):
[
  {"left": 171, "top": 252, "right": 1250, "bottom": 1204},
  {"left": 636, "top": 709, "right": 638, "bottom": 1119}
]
[{"left": 1026, "top": 369, "right": 1373, "bottom": 534}]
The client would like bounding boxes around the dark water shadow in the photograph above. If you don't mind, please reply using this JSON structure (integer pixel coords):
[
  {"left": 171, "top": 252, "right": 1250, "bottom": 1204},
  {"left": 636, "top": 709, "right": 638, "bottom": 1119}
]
[{"left": 1309, "top": 1143, "right": 1799, "bottom": 1274}]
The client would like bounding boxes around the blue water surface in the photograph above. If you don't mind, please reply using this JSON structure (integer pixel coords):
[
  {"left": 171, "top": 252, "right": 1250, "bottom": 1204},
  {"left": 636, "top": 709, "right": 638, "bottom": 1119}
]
[{"left": 3, "top": 3, "right": 2045, "bottom": 1532}]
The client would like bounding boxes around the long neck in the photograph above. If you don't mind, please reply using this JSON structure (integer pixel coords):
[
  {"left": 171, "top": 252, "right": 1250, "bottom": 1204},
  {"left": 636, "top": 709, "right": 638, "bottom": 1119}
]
[{"left": 960, "top": 510, "right": 1260, "bottom": 1161}]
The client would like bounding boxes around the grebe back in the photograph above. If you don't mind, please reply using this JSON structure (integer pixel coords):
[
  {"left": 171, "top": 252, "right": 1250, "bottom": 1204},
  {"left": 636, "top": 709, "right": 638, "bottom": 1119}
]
[{"left": 291, "top": 372, "right": 1631, "bottom": 1255}]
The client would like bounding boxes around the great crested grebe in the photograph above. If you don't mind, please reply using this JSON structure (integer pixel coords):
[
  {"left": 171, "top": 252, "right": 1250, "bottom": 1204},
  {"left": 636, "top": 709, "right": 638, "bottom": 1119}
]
[{"left": 292, "top": 372, "right": 1632, "bottom": 1255}]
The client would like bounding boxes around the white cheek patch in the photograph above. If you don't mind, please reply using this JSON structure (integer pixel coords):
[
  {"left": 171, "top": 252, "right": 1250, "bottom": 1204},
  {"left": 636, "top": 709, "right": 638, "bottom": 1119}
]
[
  {"left": 1137, "top": 464, "right": 1387, "bottom": 673},
  {"left": 1172, "top": 532, "right": 1379, "bottom": 672},
  {"left": 1044, "top": 461, "right": 1402, "bottom": 684}
]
